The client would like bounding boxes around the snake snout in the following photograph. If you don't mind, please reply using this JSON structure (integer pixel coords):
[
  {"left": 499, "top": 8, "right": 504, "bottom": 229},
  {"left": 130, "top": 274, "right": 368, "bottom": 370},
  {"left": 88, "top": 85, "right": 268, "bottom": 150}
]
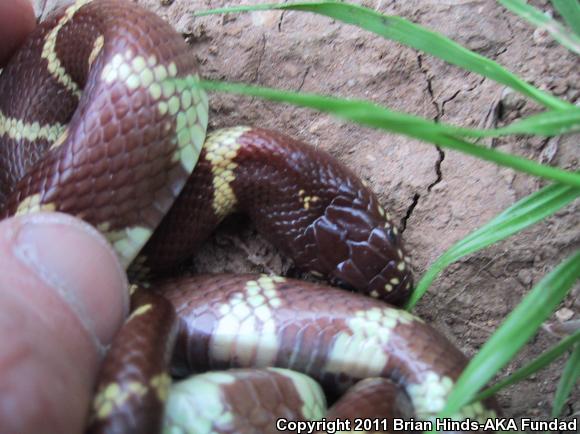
[
  {"left": 317, "top": 210, "right": 414, "bottom": 305},
  {"left": 331, "top": 249, "right": 414, "bottom": 306},
  {"left": 305, "top": 195, "right": 413, "bottom": 304},
  {"left": 369, "top": 261, "right": 414, "bottom": 305},
  {"left": 359, "top": 219, "right": 414, "bottom": 305}
]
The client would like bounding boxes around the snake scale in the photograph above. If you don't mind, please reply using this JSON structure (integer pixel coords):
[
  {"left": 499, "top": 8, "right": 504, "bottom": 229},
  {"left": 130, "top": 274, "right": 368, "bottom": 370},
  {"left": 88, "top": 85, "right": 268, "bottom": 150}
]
[{"left": 0, "top": 0, "right": 500, "bottom": 433}]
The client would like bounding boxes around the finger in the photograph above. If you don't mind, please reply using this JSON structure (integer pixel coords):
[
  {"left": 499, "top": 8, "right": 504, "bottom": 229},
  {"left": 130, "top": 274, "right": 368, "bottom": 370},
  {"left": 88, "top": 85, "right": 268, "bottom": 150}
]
[
  {"left": 0, "top": 0, "right": 36, "bottom": 66},
  {"left": 0, "top": 212, "right": 129, "bottom": 434}
]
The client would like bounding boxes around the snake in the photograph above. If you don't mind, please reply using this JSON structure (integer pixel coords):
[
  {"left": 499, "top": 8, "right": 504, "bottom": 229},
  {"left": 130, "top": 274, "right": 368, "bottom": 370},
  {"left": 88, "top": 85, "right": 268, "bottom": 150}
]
[{"left": 0, "top": 0, "right": 500, "bottom": 433}]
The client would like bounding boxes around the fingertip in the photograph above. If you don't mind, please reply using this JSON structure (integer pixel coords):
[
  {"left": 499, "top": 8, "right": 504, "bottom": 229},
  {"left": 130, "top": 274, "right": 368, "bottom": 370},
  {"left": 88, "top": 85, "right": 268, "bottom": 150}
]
[
  {"left": 0, "top": 212, "right": 129, "bottom": 434},
  {"left": 0, "top": 0, "right": 36, "bottom": 66},
  {"left": 5, "top": 212, "right": 130, "bottom": 347}
]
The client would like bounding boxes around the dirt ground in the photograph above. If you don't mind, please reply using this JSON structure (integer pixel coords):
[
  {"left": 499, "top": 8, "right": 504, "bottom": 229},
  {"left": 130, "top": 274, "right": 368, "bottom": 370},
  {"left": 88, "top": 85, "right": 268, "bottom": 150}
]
[{"left": 36, "top": 0, "right": 580, "bottom": 425}]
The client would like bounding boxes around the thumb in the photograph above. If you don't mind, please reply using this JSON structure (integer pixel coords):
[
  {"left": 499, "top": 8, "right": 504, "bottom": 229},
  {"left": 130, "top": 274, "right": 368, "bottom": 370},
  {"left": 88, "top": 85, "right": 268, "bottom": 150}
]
[
  {"left": 0, "top": 0, "right": 36, "bottom": 66},
  {"left": 0, "top": 212, "right": 129, "bottom": 434}
]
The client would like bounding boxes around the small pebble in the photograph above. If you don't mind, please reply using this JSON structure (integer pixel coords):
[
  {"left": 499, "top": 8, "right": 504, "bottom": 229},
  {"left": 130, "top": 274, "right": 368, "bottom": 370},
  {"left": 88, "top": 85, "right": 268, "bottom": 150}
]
[
  {"left": 539, "top": 137, "right": 559, "bottom": 165},
  {"left": 555, "top": 307, "right": 574, "bottom": 322},
  {"left": 516, "top": 269, "right": 533, "bottom": 286},
  {"left": 500, "top": 88, "right": 526, "bottom": 112},
  {"left": 532, "top": 27, "right": 551, "bottom": 46}
]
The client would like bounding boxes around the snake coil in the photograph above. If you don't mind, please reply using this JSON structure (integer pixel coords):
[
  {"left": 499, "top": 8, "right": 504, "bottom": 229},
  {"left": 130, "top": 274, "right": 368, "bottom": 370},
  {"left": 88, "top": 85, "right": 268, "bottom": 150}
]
[{"left": 0, "top": 1, "right": 499, "bottom": 433}]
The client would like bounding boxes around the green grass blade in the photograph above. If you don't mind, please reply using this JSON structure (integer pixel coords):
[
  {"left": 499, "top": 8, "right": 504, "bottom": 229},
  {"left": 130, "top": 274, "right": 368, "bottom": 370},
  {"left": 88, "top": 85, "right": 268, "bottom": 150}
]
[
  {"left": 200, "top": 79, "right": 580, "bottom": 188},
  {"left": 498, "top": 0, "right": 580, "bottom": 54},
  {"left": 435, "top": 250, "right": 580, "bottom": 419},
  {"left": 551, "top": 0, "right": 580, "bottom": 37},
  {"left": 406, "top": 183, "right": 580, "bottom": 309},
  {"left": 196, "top": 1, "right": 572, "bottom": 110},
  {"left": 495, "top": 108, "right": 580, "bottom": 136},
  {"left": 474, "top": 331, "right": 580, "bottom": 402},
  {"left": 552, "top": 343, "right": 580, "bottom": 417}
]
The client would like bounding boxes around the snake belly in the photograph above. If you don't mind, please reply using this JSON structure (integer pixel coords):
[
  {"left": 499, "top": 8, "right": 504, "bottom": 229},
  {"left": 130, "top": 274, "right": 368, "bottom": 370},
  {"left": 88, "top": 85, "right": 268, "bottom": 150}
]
[{"left": 0, "top": 0, "right": 499, "bottom": 433}]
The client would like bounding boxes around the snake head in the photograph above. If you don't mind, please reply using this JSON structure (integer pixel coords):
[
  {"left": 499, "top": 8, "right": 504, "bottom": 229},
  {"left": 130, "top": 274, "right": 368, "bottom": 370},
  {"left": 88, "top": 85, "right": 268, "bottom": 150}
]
[{"left": 302, "top": 192, "right": 414, "bottom": 306}]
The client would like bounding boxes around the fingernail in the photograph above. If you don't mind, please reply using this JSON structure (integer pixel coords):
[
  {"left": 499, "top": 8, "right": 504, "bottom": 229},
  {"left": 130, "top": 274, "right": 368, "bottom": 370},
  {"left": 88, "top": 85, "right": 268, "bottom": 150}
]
[{"left": 12, "top": 213, "right": 129, "bottom": 351}]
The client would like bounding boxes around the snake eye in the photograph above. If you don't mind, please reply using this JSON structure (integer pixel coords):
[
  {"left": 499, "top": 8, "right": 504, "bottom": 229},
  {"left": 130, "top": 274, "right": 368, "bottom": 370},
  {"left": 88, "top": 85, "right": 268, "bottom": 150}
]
[
  {"left": 329, "top": 275, "right": 356, "bottom": 293},
  {"left": 386, "top": 227, "right": 398, "bottom": 244}
]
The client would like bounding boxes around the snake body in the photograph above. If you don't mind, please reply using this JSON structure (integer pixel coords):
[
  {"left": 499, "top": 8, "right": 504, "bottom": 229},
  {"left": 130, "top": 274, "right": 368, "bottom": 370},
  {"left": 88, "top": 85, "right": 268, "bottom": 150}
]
[
  {"left": 0, "top": 0, "right": 208, "bottom": 271},
  {"left": 138, "top": 126, "right": 414, "bottom": 304},
  {"left": 0, "top": 1, "right": 499, "bottom": 433}
]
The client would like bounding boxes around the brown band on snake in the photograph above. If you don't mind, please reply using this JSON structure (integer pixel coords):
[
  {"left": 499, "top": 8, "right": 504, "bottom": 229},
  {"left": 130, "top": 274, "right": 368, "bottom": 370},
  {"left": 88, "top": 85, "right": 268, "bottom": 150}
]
[
  {"left": 164, "top": 368, "right": 326, "bottom": 433},
  {"left": 138, "top": 127, "right": 414, "bottom": 304},
  {"left": 157, "top": 274, "right": 499, "bottom": 423},
  {"left": 87, "top": 288, "right": 178, "bottom": 434},
  {"left": 162, "top": 371, "right": 413, "bottom": 434},
  {"left": 325, "top": 378, "right": 414, "bottom": 434}
]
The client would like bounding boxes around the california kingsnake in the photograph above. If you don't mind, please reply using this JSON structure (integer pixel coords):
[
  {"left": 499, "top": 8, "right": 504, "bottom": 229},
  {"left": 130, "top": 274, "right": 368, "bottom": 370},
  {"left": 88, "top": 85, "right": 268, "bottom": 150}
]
[{"left": 0, "top": 0, "right": 499, "bottom": 432}]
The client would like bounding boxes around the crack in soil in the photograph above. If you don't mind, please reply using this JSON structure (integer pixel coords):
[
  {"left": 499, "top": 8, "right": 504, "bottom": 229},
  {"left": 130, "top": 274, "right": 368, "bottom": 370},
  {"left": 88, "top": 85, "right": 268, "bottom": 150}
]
[
  {"left": 466, "top": 76, "right": 487, "bottom": 93},
  {"left": 495, "top": 47, "right": 508, "bottom": 57},
  {"left": 296, "top": 66, "right": 311, "bottom": 92},
  {"left": 401, "top": 192, "right": 420, "bottom": 232},
  {"left": 403, "top": 54, "right": 448, "bottom": 225},
  {"left": 440, "top": 90, "right": 461, "bottom": 118},
  {"left": 428, "top": 147, "right": 445, "bottom": 192},
  {"left": 416, "top": 54, "right": 441, "bottom": 119},
  {"left": 252, "top": 34, "right": 267, "bottom": 83},
  {"left": 417, "top": 63, "right": 488, "bottom": 196},
  {"left": 277, "top": 10, "right": 287, "bottom": 32}
]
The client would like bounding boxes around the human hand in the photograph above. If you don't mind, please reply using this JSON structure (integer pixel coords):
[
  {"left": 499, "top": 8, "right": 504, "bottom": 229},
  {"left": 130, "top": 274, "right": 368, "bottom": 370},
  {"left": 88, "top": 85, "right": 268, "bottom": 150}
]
[
  {"left": 0, "top": 213, "right": 129, "bottom": 434},
  {"left": 0, "top": 0, "right": 36, "bottom": 66}
]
